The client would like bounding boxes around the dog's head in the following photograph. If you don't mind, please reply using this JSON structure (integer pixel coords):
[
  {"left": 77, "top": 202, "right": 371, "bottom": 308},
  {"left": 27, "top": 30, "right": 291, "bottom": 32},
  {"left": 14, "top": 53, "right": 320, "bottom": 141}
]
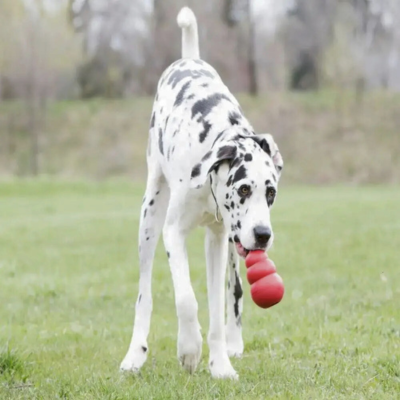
[{"left": 190, "top": 132, "right": 283, "bottom": 258}]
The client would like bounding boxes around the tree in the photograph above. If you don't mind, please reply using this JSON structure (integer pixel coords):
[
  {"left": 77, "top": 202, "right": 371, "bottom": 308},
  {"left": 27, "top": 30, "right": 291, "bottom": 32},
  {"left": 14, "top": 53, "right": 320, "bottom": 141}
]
[{"left": 0, "top": 0, "right": 81, "bottom": 175}]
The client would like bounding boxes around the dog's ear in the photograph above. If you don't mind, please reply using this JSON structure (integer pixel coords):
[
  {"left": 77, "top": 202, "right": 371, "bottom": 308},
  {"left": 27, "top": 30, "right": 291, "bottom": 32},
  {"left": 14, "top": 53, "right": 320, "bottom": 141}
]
[
  {"left": 252, "top": 133, "right": 283, "bottom": 178},
  {"left": 190, "top": 143, "right": 237, "bottom": 188}
]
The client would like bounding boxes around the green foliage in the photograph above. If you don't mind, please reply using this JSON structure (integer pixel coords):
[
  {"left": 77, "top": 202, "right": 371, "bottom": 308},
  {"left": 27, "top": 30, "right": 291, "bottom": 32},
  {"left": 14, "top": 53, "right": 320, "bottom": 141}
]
[
  {"left": 0, "top": 347, "right": 24, "bottom": 377},
  {"left": 0, "top": 181, "right": 399, "bottom": 399},
  {"left": 1, "top": 92, "right": 400, "bottom": 182}
]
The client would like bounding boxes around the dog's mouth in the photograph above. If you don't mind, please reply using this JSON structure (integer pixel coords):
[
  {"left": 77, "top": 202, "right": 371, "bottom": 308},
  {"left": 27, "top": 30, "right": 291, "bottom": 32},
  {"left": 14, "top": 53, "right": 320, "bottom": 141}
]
[
  {"left": 233, "top": 235, "right": 250, "bottom": 258},
  {"left": 235, "top": 241, "right": 249, "bottom": 258},
  {"left": 233, "top": 235, "right": 267, "bottom": 259}
]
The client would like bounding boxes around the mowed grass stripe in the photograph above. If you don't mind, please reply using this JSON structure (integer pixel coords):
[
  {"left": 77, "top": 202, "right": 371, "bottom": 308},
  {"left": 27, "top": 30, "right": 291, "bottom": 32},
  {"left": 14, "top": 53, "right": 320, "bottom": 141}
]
[{"left": 0, "top": 182, "right": 399, "bottom": 399}]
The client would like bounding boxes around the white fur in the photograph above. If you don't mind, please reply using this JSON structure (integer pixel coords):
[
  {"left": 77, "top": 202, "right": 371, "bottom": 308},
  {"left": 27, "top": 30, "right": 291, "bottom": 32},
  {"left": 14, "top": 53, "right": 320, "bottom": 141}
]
[
  {"left": 177, "top": 7, "right": 199, "bottom": 59},
  {"left": 120, "top": 7, "right": 283, "bottom": 380}
]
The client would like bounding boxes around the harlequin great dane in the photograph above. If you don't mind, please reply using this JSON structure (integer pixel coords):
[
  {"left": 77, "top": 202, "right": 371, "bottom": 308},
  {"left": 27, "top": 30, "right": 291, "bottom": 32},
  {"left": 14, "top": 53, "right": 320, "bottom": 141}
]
[{"left": 120, "top": 7, "right": 283, "bottom": 379}]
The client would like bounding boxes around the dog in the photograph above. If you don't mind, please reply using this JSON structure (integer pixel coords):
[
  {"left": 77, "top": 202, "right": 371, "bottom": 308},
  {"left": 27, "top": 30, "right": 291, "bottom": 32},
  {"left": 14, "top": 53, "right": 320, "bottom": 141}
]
[{"left": 120, "top": 7, "right": 283, "bottom": 379}]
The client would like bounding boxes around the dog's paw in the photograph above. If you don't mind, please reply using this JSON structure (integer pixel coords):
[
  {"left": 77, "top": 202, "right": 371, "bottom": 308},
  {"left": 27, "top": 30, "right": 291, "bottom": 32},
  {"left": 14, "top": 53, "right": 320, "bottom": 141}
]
[
  {"left": 178, "top": 323, "right": 203, "bottom": 373},
  {"left": 226, "top": 330, "right": 244, "bottom": 358},
  {"left": 209, "top": 355, "right": 238, "bottom": 380},
  {"left": 120, "top": 345, "right": 148, "bottom": 373}
]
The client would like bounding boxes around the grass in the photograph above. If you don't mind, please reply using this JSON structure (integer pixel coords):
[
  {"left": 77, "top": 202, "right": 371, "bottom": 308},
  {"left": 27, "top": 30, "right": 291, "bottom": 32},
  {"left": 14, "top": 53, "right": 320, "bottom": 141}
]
[{"left": 0, "top": 180, "right": 399, "bottom": 399}]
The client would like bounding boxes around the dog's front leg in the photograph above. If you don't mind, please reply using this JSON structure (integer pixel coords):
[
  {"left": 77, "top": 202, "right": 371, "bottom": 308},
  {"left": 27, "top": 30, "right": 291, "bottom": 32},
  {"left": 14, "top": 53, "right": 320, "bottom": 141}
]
[
  {"left": 163, "top": 198, "right": 202, "bottom": 374},
  {"left": 205, "top": 225, "right": 238, "bottom": 379},
  {"left": 226, "top": 239, "right": 244, "bottom": 357}
]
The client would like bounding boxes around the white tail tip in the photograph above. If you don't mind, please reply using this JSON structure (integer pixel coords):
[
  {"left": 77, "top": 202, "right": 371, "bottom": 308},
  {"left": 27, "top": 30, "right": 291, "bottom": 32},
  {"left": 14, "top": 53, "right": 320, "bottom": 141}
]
[
  {"left": 176, "top": 7, "right": 199, "bottom": 59},
  {"left": 177, "top": 7, "right": 196, "bottom": 28}
]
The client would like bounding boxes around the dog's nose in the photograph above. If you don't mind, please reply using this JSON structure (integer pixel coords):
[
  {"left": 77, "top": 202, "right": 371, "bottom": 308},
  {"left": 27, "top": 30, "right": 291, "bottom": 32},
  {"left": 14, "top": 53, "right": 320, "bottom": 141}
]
[{"left": 253, "top": 225, "right": 271, "bottom": 247}]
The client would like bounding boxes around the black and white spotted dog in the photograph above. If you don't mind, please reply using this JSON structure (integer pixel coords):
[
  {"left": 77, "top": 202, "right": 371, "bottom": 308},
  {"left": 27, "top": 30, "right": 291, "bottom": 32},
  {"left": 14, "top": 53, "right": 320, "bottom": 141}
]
[{"left": 120, "top": 7, "right": 283, "bottom": 379}]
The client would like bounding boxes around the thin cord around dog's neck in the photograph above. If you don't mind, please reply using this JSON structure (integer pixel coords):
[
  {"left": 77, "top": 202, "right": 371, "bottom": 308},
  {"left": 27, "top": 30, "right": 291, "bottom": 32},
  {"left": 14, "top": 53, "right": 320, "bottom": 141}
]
[{"left": 209, "top": 175, "right": 221, "bottom": 223}]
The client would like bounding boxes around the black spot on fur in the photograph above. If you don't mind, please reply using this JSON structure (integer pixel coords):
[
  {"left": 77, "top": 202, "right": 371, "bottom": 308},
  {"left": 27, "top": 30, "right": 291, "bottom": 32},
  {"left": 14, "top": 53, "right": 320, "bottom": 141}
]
[
  {"left": 156, "top": 191, "right": 160, "bottom": 195},
  {"left": 237, "top": 141, "right": 246, "bottom": 151},
  {"left": 188, "top": 94, "right": 195, "bottom": 100},
  {"left": 167, "top": 70, "right": 194, "bottom": 88},
  {"left": 217, "top": 145, "right": 237, "bottom": 159},
  {"left": 229, "top": 237, "right": 233, "bottom": 243},
  {"left": 168, "top": 69, "right": 213, "bottom": 88},
  {"left": 144, "top": 208, "right": 147, "bottom": 218},
  {"left": 202, "top": 151, "right": 212, "bottom": 161},
  {"left": 225, "top": 193, "right": 229, "bottom": 199},
  {"left": 244, "top": 153, "right": 253, "bottom": 162},
  {"left": 201, "top": 83, "right": 209, "bottom": 88},
  {"left": 265, "top": 180, "right": 271, "bottom": 186},
  {"left": 149, "top": 199, "right": 154, "bottom": 206},
  {"left": 230, "top": 201, "right": 235, "bottom": 209},
  {"left": 243, "top": 127, "right": 252, "bottom": 135},
  {"left": 237, "top": 220, "right": 241, "bottom": 229},
  {"left": 227, "top": 175, "right": 233, "bottom": 187},
  {"left": 191, "top": 163, "right": 201, "bottom": 178},
  {"left": 272, "top": 174, "right": 277, "bottom": 182},
  {"left": 210, "top": 360, "right": 214, "bottom": 367},
  {"left": 233, "top": 270, "right": 243, "bottom": 318},
  {"left": 254, "top": 137, "right": 271, "bottom": 156},
  {"left": 229, "top": 111, "right": 241, "bottom": 125},
  {"left": 164, "top": 116, "right": 170, "bottom": 132},
  {"left": 192, "top": 93, "right": 231, "bottom": 119},
  {"left": 158, "top": 128, "right": 164, "bottom": 155},
  {"left": 224, "top": 205, "right": 230, "bottom": 211},
  {"left": 167, "top": 251, "right": 170, "bottom": 258},
  {"left": 141, "top": 346, "right": 147, "bottom": 352},
  {"left": 142, "top": 196, "right": 146, "bottom": 204},
  {"left": 150, "top": 113, "right": 155, "bottom": 128},
  {"left": 229, "top": 157, "right": 241, "bottom": 169},
  {"left": 146, "top": 237, "right": 150, "bottom": 241},
  {"left": 199, "top": 120, "right": 212, "bottom": 143},
  {"left": 233, "top": 165, "right": 247, "bottom": 183},
  {"left": 174, "top": 81, "right": 191, "bottom": 107},
  {"left": 198, "top": 69, "right": 214, "bottom": 78},
  {"left": 234, "top": 234, "right": 239, "bottom": 243},
  {"left": 138, "top": 294, "right": 142, "bottom": 303},
  {"left": 240, "top": 197, "right": 246, "bottom": 205}
]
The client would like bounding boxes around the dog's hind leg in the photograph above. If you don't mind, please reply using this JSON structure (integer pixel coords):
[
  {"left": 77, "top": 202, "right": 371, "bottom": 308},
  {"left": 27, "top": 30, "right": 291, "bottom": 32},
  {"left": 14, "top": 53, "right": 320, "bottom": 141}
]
[
  {"left": 120, "top": 161, "right": 169, "bottom": 373},
  {"left": 226, "top": 239, "right": 244, "bottom": 358}
]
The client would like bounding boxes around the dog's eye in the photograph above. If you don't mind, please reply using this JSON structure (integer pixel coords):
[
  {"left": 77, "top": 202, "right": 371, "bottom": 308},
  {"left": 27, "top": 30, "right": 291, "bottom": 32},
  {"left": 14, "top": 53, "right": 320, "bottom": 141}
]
[
  {"left": 266, "top": 187, "right": 276, "bottom": 201},
  {"left": 238, "top": 185, "right": 250, "bottom": 196}
]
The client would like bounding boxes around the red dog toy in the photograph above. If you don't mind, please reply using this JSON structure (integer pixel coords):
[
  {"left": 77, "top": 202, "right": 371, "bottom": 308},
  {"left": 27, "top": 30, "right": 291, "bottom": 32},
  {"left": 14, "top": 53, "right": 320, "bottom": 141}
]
[{"left": 245, "top": 250, "right": 284, "bottom": 308}]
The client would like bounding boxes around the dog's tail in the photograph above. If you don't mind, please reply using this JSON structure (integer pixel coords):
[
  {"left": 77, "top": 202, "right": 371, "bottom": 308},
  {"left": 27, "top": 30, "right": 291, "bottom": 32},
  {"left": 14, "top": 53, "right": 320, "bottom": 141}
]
[{"left": 177, "top": 7, "right": 199, "bottom": 59}]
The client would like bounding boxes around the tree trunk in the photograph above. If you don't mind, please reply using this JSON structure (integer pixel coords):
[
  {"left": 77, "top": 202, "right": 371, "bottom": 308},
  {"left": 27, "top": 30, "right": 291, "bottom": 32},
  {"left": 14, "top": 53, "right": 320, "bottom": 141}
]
[{"left": 247, "top": 1, "right": 258, "bottom": 96}]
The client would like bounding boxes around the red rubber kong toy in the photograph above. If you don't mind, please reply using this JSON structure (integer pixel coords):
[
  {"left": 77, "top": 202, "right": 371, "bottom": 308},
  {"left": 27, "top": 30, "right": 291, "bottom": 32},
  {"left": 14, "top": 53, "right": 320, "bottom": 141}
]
[{"left": 245, "top": 250, "right": 284, "bottom": 308}]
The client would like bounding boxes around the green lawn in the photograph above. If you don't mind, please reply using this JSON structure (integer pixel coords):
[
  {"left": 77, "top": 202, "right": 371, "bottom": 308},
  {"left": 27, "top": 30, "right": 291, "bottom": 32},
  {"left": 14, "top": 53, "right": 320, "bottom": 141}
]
[{"left": 0, "top": 181, "right": 399, "bottom": 399}]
